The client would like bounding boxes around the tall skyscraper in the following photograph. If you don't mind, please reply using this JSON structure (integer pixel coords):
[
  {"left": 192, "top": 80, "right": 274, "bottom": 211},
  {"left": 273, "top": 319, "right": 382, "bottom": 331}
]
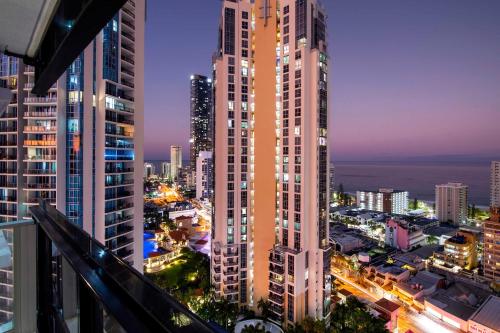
[
  {"left": 196, "top": 151, "right": 213, "bottom": 201},
  {"left": 491, "top": 161, "right": 500, "bottom": 208},
  {"left": 170, "top": 145, "right": 182, "bottom": 180},
  {"left": 0, "top": 0, "right": 144, "bottom": 324},
  {"left": 435, "top": 182, "right": 468, "bottom": 225},
  {"left": 161, "top": 161, "right": 171, "bottom": 179},
  {"left": 190, "top": 74, "right": 213, "bottom": 170},
  {"left": 211, "top": 0, "right": 331, "bottom": 325}
]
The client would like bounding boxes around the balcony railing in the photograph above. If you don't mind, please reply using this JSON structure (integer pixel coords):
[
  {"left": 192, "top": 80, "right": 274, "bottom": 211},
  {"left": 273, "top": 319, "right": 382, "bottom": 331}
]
[
  {"left": 24, "top": 97, "right": 57, "bottom": 104},
  {"left": 4, "top": 201, "right": 216, "bottom": 333}
]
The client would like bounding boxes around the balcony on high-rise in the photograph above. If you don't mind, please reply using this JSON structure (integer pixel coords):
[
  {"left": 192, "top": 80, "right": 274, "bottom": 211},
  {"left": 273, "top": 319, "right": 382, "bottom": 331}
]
[{"left": 0, "top": 201, "right": 216, "bottom": 332}]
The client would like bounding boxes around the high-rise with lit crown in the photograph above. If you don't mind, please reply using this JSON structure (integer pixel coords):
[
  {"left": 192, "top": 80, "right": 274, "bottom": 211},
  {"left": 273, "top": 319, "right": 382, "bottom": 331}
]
[
  {"left": 211, "top": 0, "right": 331, "bottom": 325},
  {"left": 190, "top": 74, "right": 213, "bottom": 170},
  {"left": 0, "top": 0, "right": 144, "bottom": 324}
]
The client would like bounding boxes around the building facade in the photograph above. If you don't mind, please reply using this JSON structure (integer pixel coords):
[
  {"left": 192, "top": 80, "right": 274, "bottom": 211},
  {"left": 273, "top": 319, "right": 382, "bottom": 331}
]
[
  {"left": 196, "top": 151, "right": 213, "bottom": 201},
  {"left": 190, "top": 74, "right": 213, "bottom": 170},
  {"left": 161, "top": 161, "right": 171, "bottom": 179},
  {"left": 356, "top": 188, "right": 409, "bottom": 215},
  {"left": 0, "top": 0, "right": 144, "bottom": 324},
  {"left": 492, "top": 161, "right": 500, "bottom": 208},
  {"left": 144, "top": 162, "right": 155, "bottom": 178},
  {"left": 484, "top": 207, "right": 500, "bottom": 282},
  {"left": 433, "top": 230, "right": 478, "bottom": 272},
  {"left": 170, "top": 145, "right": 182, "bottom": 181},
  {"left": 435, "top": 182, "right": 468, "bottom": 225},
  {"left": 211, "top": 0, "right": 331, "bottom": 325}
]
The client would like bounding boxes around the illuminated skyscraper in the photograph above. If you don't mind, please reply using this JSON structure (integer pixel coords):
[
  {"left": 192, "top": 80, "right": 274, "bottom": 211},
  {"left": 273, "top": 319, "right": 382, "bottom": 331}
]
[
  {"left": 170, "top": 145, "right": 182, "bottom": 180},
  {"left": 435, "top": 182, "right": 468, "bottom": 225},
  {"left": 211, "top": 0, "right": 331, "bottom": 325},
  {"left": 190, "top": 74, "right": 213, "bottom": 170},
  {"left": 0, "top": 0, "right": 144, "bottom": 324}
]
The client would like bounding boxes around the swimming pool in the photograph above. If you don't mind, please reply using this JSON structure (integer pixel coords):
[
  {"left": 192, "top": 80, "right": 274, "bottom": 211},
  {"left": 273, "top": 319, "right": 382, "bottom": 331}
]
[{"left": 143, "top": 232, "right": 167, "bottom": 259}]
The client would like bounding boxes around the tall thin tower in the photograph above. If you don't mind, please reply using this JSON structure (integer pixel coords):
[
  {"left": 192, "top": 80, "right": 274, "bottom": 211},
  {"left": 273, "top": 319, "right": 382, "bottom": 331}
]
[
  {"left": 190, "top": 74, "right": 213, "bottom": 170},
  {"left": 211, "top": 0, "right": 331, "bottom": 325}
]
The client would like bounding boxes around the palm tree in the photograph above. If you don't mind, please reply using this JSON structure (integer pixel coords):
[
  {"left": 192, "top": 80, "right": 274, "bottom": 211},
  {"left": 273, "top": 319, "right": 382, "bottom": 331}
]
[
  {"left": 257, "top": 298, "right": 273, "bottom": 322},
  {"left": 241, "top": 323, "right": 270, "bottom": 333}
]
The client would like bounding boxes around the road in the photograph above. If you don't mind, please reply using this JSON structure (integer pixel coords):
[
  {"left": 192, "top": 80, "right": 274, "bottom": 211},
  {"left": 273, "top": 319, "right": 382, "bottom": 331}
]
[{"left": 333, "top": 272, "right": 462, "bottom": 333}]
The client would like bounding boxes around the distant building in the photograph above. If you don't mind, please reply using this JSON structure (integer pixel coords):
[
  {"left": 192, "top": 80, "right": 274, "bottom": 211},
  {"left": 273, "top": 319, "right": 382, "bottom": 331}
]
[
  {"left": 161, "top": 162, "right": 171, "bottom": 179},
  {"left": 385, "top": 218, "right": 426, "bottom": 251},
  {"left": 190, "top": 74, "right": 213, "bottom": 170},
  {"left": 144, "top": 162, "right": 155, "bottom": 178},
  {"left": 196, "top": 151, "right": 213, "bottom": 201},
  {"left": 170, "top": 145, "right": 182, "bottom": 180},
  {"left": 330, "top": 163, "right": 335, "bottom": 201},
  {"left": 483, "top": 207, "right": 500, "bottom": 282},
  {"left": 356, "top": 188, "right": 409, "bottom": 214},
  {"left": 492, "top": 161, "right": 500, "bottom": 208},
  {"left": 435, "top": 182, "right": 468, "bottom": 225},
  {"left": 433, "top": 230, "right": 478, "bottom": 272}
]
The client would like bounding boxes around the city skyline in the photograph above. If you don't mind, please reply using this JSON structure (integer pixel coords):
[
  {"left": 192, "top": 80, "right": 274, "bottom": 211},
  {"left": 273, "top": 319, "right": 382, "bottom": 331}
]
[{"left": 145, "top": 0, "right": 500, "bottom": 161}]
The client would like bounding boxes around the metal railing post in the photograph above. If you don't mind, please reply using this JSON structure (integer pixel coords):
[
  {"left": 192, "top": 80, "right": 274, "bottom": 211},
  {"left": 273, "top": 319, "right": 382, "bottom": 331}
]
[
  {"left": 79, "top": 277, "right": 103, "bottom": 332},
  {"left": 37, "top": 223, "right": 53, "bottom": 332}
]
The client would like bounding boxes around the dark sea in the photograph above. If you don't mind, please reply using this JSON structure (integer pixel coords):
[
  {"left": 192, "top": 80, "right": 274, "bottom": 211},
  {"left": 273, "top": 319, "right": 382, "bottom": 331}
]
[{"left": 333, "top": 161, "right": 491, "bottom": 206}]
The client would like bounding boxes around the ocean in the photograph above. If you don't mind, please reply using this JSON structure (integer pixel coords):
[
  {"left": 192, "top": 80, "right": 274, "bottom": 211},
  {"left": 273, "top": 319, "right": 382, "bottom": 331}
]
[{"left": 333, "top": 161, "right": 491, "bottom": 206}]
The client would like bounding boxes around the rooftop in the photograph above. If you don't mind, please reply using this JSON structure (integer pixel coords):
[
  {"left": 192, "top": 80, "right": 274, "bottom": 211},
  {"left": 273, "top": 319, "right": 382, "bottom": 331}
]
[
  {"left": 426, "top": 283, "right": 491, "bottom": 320},
  {"left": 469, "top": 295, "right": 500, "bottom": 330},
  {"left": 374, "top": 298, "right": 401, "bottom": 313}
]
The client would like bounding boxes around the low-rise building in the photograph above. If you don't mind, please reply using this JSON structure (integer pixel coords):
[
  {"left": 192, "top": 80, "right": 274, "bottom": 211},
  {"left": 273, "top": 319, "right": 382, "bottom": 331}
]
[
  {"left": 369, "top": 298, "right": 401, "bottom": 333},
  {"left": 391, "top": 252, "right": 426, "bottom": 272},
  {"left": 433, "top": 230, "right": 478, "bottom": 272},
  {"left": 468, "top": 295, "right": 500, "bottom": 333},
  {"left": 425, "top": 282, "right": 491, "bottom": 332},
  {"left": 385, "top": 218, "right": 427, "bottom": 251},
  {"left": 365, "top": 264, "right": 410, "bottom": 297},
  {"left": 393, "top": 271, "right": 445, "bottom": 311}
]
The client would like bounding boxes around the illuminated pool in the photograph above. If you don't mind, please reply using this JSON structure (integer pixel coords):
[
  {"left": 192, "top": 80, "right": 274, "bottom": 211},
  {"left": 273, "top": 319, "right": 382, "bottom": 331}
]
[{"left": 143, "top": 232, "right": 166, "bottom": 259}]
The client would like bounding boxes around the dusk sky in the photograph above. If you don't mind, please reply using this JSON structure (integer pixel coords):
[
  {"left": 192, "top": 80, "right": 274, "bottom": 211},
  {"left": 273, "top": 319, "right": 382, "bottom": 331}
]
[{"left": 144, "top": 0, "right": 500, "bottom": 161}]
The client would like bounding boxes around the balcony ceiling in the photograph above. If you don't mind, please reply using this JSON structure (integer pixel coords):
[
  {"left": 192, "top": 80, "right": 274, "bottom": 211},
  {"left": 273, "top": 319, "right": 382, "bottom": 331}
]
[{"left": 0, "top": 0, "right": 59, "bottom": 58}]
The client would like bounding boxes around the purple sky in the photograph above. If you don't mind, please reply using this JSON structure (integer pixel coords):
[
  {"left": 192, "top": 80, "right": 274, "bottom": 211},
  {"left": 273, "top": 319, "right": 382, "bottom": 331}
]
[{"left": 144, "top": 0, "right": 500, "bottom": 161}]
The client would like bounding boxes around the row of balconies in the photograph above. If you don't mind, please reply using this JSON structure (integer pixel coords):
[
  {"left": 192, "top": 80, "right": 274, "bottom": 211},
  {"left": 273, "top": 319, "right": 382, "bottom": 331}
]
[
  {"left": 24, "top": 97, "right": 57, "bottom": 104},
  {"left": 24, "top": 111, "right": 57, "bottom": 118},
  {"left": 105, "top": 202, "right": 133, "bottom": 213},
  {"left": 105, "top": 190, "right": 134, "bottom": 201},
  {"left": 105, "top": 224, "right": 134, "bottom": 239},
  {"left": 105, "top": 214, "right": 134, "bottom": 227},
  {"left": 25, "top": 154, "right": 56, "bottom": 161}
]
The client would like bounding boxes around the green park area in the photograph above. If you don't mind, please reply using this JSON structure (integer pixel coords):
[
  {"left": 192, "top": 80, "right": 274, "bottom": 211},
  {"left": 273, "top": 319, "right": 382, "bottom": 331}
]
[{"left": 146, "top": 247, "right": 210, "bottom": 304}]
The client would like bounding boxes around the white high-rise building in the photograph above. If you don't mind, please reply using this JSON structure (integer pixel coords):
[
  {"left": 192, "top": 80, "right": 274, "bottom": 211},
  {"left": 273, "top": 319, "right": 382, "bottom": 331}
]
[
  {"left": 161, "top": 161, "right": 171, "bottom": 179},
  {"left": 0, "top": 0, "right": 144, "bottom": 324},
  {"left": 170, "top": 145, "right": 182, "bottom": 180},
  {"left": 211, "top": 0, "right": 331, "bottom": 325},
  {"left": 356, "top": 188, "right": 409, "bottom": 214},
  {"left": 196, "top": 151, "right": 213, "bottom": 201},
  {"left": 491, "top": 161, "right": 500, "bottom": 208},
  {"left": 435, "top": 182, "right": 468, "bottom": 225},
  {"left": 144, "top": 162, "right": 155, "bottom": 178}
]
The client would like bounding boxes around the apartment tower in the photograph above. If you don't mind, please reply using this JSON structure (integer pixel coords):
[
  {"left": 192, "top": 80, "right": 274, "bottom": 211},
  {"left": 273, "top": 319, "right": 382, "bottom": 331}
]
[
  {"left": 486, "top": 162, "right": 500, "bottom": 282},
  {"left": 170, "top": 145, "right": 182, "bottom": 180},
  {"left": 491, "top": 161, "right": 500, "bottom": 208},
  {"left": 190, "top": 74, "right": 213, "bottom": 170},
  {"left": 435, "top": 182, "right": 468, "bottom": 225},
  {"left": 0, "top": 0, "right": 144, "bottom": 324},
  {"left": 211, "top": 0, "right": 331, "bottom": 325}
]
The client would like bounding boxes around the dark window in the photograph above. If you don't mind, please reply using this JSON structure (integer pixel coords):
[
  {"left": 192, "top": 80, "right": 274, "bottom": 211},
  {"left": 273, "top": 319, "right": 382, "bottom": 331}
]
[
  {"left": 242, "top": 11, "right": 248, "bottom": 19},
  {"left": 224, "top": 8, "right": 236, "bottom": 55}
]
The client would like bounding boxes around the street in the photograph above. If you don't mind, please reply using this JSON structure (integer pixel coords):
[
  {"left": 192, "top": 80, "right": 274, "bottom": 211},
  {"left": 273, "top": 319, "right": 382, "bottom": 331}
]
[{"left": 333, "top": 272, "right": 462, "bottom": 333}]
